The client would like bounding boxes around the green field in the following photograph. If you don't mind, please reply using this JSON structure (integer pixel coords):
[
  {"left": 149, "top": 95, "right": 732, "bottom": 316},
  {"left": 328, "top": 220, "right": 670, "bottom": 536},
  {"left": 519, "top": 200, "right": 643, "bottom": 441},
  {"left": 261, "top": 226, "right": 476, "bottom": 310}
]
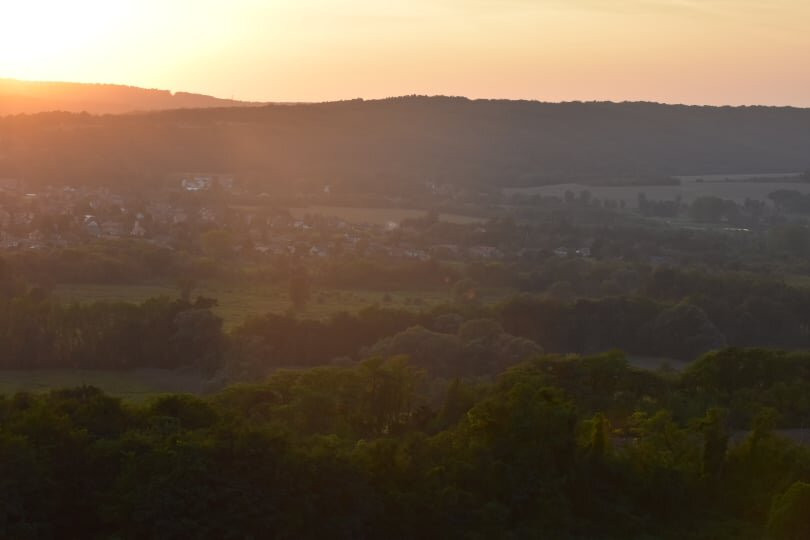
[
  {"left": 784, "top": 275, "right": 810, "bottom": 290},
  {"left": 627, "top": 356, "right": 689, "bottom": 372},
  {"left": 288, "top": 205, "right": 485, "bottom": 225},
  {"left": 54, "top": 283, "right": 463, "bottom": 329},
  {"left": 505, "top": 173, "right": 809, "bottom": 205},
  {"left": 0, "top": 369, "right": 207, "bottom": 401}
]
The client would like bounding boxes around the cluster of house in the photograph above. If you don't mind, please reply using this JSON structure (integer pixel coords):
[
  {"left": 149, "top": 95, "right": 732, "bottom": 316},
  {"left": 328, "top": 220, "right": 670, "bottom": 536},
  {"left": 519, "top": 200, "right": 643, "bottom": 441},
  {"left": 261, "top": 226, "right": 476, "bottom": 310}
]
[
  {"left": 247, "top": 215, "right": 506, "bottom": 262},
  {"left": 0, "top": 172, "right": 600, "bottom": 267},
  {"left": 0, "top": 178, "right": 233, "bottom": 250},
  {"left": 0, "top": 178, "right": 515, "bottom": 264},
  {"left": 552, "top": 246, "right": 592, "bottom": 258},
  {"left": 179, "top": 175, "right": 235, "bottom": 192}
]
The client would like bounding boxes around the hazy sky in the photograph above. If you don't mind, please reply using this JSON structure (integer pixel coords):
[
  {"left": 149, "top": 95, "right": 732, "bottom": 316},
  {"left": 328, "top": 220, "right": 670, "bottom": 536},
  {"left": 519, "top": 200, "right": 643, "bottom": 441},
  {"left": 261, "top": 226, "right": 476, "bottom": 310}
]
[{"left": 1, "top": 0, "right": 808, "bottom": 105}]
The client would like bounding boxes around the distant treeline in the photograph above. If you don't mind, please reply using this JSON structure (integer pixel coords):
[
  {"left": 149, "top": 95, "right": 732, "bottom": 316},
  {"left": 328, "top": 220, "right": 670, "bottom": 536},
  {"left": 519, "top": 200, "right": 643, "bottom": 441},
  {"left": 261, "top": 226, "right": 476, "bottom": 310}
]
[
  {"left": 504, "top": 265, "right": 810, "bottom": 357},
  {"left": 0, "top": 292, "right": 222, "bottom": 371},
  {"left": 769, "top": 189, "right": 810, "bottom": 214},
  {"left": 2, "top": 97, "right": 809, "bottom": 191},
  {"left": 227, "top": 292, "right": 805, "bottom": 380}
]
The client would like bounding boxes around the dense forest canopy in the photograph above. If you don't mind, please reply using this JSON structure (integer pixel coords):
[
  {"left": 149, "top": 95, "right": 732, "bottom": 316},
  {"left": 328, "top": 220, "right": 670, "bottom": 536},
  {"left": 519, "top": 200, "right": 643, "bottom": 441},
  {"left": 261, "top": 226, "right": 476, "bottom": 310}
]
[
  {"left": 2, "top": 350, "right": 810, "bottom": 539},
  {"left": 1, "top": 97, "right": 809, "bottom": 191}
]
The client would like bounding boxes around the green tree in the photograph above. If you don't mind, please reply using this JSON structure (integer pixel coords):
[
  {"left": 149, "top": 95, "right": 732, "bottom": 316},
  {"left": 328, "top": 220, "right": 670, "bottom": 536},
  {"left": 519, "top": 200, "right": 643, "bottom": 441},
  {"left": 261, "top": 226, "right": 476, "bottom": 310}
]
[
  {"left": 452, "top": 278, "right": 480, "bottom": 305},
  {"left": 585, "top": 413, "right": 611, "bottom": 466},
  {"left": 176, "top": 276, "right": 197, "bottom": 303},
  {"left": 200, "top": 229, "right": 233, "bottom": 259},
  {"left": 697, "top": 408, "right": 729, "bottom": 479},
  {"left": 171, "top": 309, "right": 225, "bottom": 373},
  {"left": 289, "top": 267, "right": 311, "bottom": 311},
  {"left": 689, "top": 196, "right": 737, "bottom": 223},
  {"left": 651, "top": 302, "right": 726, "bottom": 360},
  {"left": 767, "top": 482, "right": 810, "bottom": 540}
]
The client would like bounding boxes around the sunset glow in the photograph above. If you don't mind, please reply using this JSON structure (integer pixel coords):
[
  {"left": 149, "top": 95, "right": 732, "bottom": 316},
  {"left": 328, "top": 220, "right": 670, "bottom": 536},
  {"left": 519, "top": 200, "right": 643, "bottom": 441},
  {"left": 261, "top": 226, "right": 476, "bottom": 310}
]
[{"left": 1, "top": 0, "right": 809, "bottom": 105}]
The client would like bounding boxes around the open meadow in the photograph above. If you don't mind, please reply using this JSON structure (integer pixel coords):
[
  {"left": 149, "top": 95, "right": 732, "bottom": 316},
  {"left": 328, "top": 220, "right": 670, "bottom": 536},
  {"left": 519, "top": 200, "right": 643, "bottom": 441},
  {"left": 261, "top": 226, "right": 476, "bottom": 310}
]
[
  {"left": 505, "top": 173, "right": 808, "bottom": 204},
  {"left": 53, "top": 282, "right": 502, "bottom": 329}
]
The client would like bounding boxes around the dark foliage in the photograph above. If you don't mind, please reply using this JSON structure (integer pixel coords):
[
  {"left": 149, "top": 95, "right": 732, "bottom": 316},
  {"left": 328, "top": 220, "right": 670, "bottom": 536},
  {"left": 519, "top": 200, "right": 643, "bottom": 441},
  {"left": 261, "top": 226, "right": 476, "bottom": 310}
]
[
  {"left": 2, "top": 350, "right": 810, "bottom": 539},
  {"left": 3, "top": 98, "right": 810, "bottom": 191}
]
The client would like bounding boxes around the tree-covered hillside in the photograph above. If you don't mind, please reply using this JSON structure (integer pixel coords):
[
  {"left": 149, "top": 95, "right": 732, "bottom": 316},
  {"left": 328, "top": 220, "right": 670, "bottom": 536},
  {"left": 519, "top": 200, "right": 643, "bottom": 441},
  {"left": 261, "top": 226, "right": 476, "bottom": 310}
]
[{"left": 1, "top": 97, "right": 808, "bottom": 190}]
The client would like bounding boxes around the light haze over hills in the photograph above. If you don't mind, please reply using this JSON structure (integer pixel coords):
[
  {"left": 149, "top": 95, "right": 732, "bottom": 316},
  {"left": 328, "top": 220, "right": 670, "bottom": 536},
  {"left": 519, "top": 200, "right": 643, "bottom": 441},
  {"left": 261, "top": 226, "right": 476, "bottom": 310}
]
[
  {"left": 1, "top": 91, "right": 808, "bottom": 190},
  {"left": 0, "top": 78, "right": 264, "bottom": 115}
]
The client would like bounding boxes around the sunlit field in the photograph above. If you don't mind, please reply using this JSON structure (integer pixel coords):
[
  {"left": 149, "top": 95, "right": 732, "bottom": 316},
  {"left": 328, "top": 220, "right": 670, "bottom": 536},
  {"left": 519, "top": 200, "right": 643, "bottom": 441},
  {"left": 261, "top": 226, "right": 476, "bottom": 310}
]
[{"left": 54, "top": 283, "right": 508, "bottom": 329}]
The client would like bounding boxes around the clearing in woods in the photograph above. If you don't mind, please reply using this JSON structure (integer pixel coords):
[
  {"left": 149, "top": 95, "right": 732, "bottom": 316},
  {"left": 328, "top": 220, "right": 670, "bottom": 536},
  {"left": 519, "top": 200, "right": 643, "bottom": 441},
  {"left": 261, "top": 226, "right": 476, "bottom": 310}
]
[{"left": 53, "top": 283, "right": 469, "bottom": 329}]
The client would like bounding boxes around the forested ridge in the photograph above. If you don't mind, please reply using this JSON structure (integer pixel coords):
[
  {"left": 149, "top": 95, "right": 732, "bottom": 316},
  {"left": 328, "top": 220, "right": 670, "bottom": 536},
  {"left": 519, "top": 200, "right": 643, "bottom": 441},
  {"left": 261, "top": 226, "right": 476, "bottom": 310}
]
[{"left": 2, "top": 97, "right": 809, "bottom": 190}]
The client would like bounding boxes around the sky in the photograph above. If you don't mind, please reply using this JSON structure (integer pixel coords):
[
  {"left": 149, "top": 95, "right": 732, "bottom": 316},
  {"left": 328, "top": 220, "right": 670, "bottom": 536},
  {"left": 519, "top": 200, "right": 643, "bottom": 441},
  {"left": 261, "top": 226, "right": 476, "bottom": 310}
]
[{"left": 0, "top": 0, "right": 808, "bottom": 106}]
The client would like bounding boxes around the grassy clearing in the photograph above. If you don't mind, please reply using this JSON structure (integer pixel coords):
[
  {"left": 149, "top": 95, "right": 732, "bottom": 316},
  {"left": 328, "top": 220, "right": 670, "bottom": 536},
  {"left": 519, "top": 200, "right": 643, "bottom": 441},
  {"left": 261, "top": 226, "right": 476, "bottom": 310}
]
[
  {"left": 505, "top": 175, "right": 810, "bottom": 205},
  {"left": 0, "top": 369, "right": 207, "bottom": 401},
  {"left": 784, "top": 275, "right": 810, "bottom": 289},
  {"left": 627, "top": 356, "right": 689, "bottom": 372},
  {"left": 288, "top": 205, "right": 485, "bottom": 225},
  {"left": 53, "top": 283, "right": 477, "bottom": 329},
  {"left": 676, "top": 173, "right": 802, "bottom": 182}
]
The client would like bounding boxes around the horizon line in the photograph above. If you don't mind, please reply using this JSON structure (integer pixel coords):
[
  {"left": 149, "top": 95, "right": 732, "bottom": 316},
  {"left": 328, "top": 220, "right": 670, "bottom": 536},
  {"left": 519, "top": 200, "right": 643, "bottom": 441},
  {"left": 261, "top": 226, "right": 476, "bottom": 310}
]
[{"left": 2, "top": 75, "right": 809, "bottom": 111}]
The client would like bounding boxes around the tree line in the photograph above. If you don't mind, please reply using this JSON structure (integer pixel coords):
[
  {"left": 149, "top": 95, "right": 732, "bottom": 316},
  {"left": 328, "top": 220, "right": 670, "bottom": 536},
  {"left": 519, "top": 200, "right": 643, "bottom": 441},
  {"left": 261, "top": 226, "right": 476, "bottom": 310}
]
[
  {"left": 3, "top": 270, "right": 810, "bottom": 375},
  {"left": 0, "top": 291, "right": 222, "bottom": 371}
]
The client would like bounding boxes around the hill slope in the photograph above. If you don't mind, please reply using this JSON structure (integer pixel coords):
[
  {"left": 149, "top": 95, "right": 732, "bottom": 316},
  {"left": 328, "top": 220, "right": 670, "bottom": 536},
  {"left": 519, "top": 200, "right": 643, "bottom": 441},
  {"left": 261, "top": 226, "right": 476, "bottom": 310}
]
[
  {"left": 1, "top": 96, "right": 808, "bottom": 190},
  {"left": 0, "top": 78, "right": 263, "bottom": 115}
]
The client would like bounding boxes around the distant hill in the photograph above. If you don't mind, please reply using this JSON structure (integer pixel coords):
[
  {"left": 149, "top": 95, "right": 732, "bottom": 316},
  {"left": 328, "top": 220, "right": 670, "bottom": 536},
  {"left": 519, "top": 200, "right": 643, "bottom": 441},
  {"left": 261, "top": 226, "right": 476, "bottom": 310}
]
[
  {"left": 0, "top": 78, "right": 264, "bottom": 115},
  {"left": 0, "top": 95, "right": 808, "bottom": 190}
]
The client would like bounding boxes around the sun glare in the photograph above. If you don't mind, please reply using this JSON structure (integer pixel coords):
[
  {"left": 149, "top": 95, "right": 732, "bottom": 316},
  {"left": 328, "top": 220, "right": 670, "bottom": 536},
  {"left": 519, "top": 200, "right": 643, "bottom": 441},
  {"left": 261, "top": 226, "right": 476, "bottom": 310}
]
[
  {"left": 0, "top": 0, "right": 130, "bottom": 80},
  {"left": 0, "top": 0, "right": 808, "bottom": 104}
]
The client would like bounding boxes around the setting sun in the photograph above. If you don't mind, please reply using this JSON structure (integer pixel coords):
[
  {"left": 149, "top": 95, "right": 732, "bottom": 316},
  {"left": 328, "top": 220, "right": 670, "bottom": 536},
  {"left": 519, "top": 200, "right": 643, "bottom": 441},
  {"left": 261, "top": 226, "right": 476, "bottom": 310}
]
[
  {"left": 2, "top": 0, "right": 809, "bottom": 105},
  {"left": 0, "top": 1, "right": 132, "bottom": 79}
]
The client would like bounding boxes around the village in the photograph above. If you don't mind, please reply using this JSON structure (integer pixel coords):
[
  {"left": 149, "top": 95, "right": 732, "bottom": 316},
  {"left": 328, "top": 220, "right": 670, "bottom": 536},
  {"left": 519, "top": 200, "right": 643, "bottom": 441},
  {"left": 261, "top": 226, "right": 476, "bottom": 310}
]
[{"left": 0, "top": 174, "right": 576, "bottom": 263}]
